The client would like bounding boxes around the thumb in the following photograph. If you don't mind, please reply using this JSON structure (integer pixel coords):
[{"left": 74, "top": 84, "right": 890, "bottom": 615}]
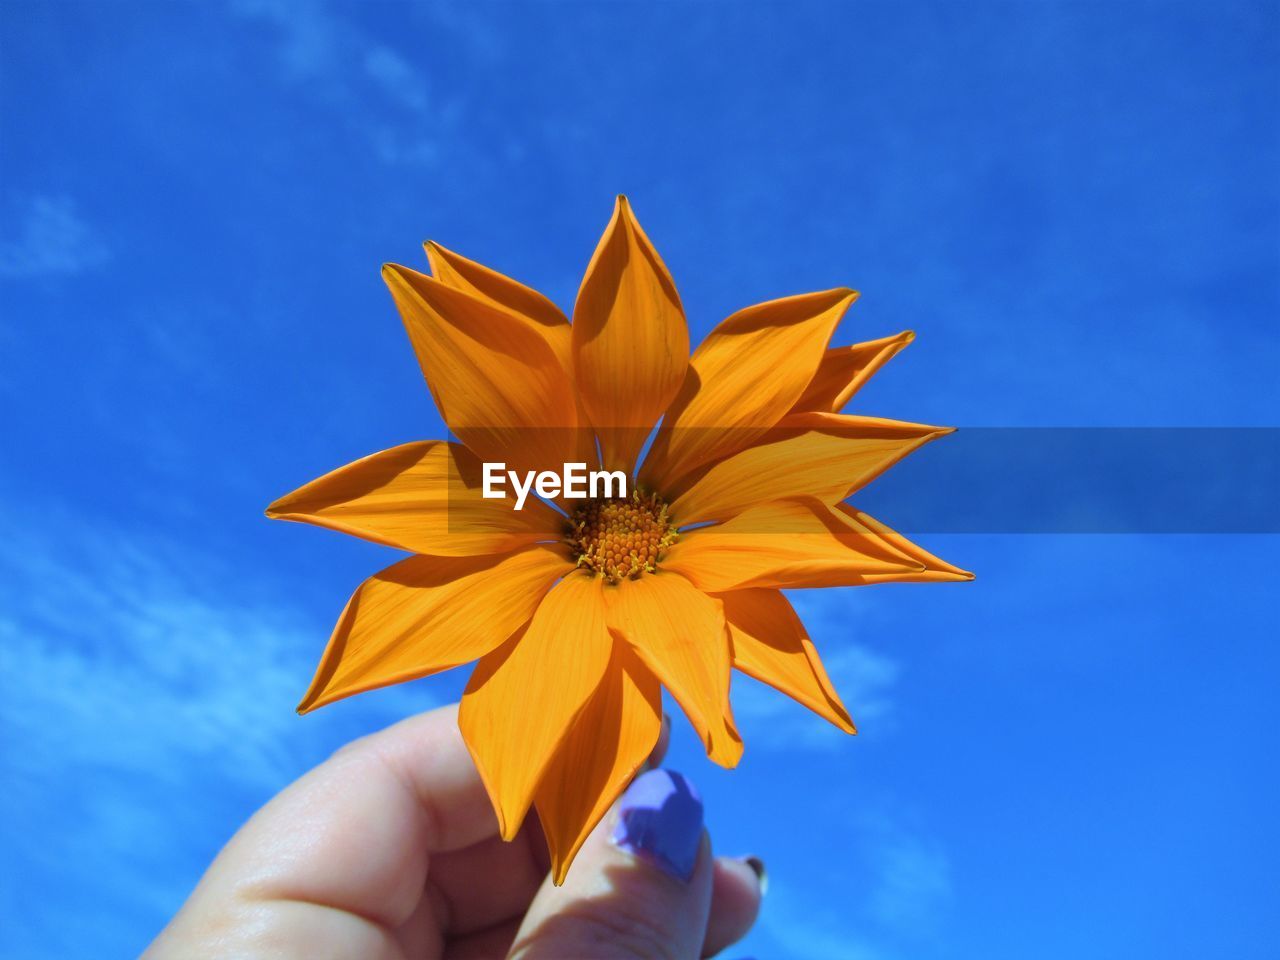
[{"left": 509, "top": 769, "right": 712, "bottom": 959}]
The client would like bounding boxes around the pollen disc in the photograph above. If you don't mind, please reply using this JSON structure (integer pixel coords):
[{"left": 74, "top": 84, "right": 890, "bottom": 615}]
[{"left": 567, "top": 489, "right": 678, "bottom": 583}]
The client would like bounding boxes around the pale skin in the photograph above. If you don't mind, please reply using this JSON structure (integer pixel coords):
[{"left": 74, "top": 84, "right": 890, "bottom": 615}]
[{"left": 145, "top": 704, "right": 762, "bottom": 959}]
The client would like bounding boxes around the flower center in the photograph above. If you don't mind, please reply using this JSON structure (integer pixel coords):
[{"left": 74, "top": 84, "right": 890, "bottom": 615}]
[{"left": 567, "top": 488, "right": 678, "bottom": 584}]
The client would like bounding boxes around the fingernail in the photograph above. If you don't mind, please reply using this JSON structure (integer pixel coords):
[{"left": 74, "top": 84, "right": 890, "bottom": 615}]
[
  {"left": 741, "top": 855, "right": 769, "bottom": 897},
  {"left": 612, "top": 768, "right": 703, "bottom": 881}
]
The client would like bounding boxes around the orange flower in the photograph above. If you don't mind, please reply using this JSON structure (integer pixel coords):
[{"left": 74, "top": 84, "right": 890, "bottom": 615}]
[{"left": 267, "top": 197, "right": 972, "bottom": 882}]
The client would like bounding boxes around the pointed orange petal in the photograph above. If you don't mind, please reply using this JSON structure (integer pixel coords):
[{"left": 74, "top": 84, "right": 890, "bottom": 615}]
[
  {"left": 663, "top": 497, "right": 923, "bottom": 592},
  {"left": 641, "top": 288, "right": 858, "bottom": 490},
  {"left": 425, "top": 241, "right": 569, "bottom": 331},
  {"left": 670, "top": 414, "right": 953, "bottom": 525},
  {"left": 535, "top": 643, "right": 662, "bottom": 884},
  {"left": 266, "top": 441, "right": 559, "bottom": 556},
  {"left": 720, "top": 589, "right": 855, "bottom": 734},
  {"left": 298, "top": 545, "right": 572, "bottom": 713},
  {"left": 789, "top": 331, "right": 915, "bottom": 414},
  {"left": 572, "top": 196, "right": 689, "bottom": 472},
  {"left": 835, "top": 505, "right": 976, "bottom": 584},
  {"left": 460, "top": 571, "right": 614, "bottom": 840},
  {"left": 383, "top": 263, "right": 579, "bottom": 476},
  {"left": 606, "top": 573, "right": 742, "bottom": 767},
  {"left": 425, "top": 242, "right": 597, "bottom": 465}
]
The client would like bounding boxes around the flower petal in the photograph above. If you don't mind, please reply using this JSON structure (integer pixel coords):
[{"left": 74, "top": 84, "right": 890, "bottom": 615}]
[
  {"left": 298, "top": 545, "right": 572, "bottom": 714},
  {"left": 425, "top": 241, "right": 570, "bottom": 331},
  {"left": 788, "top": 331, "right": 915, "bottom": 414},
  {"left": 266, "top": 441, "right": 560, "bottom": 556},
  {"left": 425, "top": 243, "right": 598, "bottom": 464},
  {"left": 641, "top": 288, "right": 858, "bottom": 490},
  {"left": 460, "top": 571, "right": 614, "bottom": 840},
  {"left": 606, "top": 573, "right": 742, "bottom": 767},
  {"left": 383, "top": 263, "right": 580, "bottom": 476},
  {"left": 572, "top": 196, "right": 689, "bottom": 471},
  {"left": 535, "top": 642, "right": 662, "bottom": 884},
  {"left": 670, "top": 413, "right": 953, "bottom": 524},
  {"left": 835, "top": 505, "right": 976, "bottom": 583},
  {"left": 719, "top": 589, "right": 854, "bottom": 734},
  {"left": 662, "top": 498, "right": 923, "bottom": 592}
]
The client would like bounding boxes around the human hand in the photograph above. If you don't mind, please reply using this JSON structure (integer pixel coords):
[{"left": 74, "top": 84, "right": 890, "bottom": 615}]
[{"left": 144, "top": 704, "right": 763, "bottom": 958}]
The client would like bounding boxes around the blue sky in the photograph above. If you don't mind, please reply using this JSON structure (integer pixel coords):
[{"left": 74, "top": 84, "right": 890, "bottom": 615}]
[{"left": 1, "top": 2, "right": 1277, "bottom": 958}]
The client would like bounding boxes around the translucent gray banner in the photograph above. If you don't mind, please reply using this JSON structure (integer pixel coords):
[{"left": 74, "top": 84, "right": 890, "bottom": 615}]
[
  {"left": 444, "top": 426, "right": 1280, "bottom": 534},
  {"left": 852, "top": 428, "right": 1280, "bottom": 533}
]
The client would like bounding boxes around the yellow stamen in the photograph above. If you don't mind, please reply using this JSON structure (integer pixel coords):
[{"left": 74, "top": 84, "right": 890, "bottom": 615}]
[{"left": 566, "top": 488, "right": 678, "bottom": 584}]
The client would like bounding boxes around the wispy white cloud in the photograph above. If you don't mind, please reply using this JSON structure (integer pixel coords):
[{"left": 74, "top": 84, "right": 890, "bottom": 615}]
[
  {"left": 724, "top": 589, "right": 949, "bottom": 959},
  {"left": 0, "top": 503, "right": 437, "bottom": 954},
  {"left": 230, "top": 0, "right": 461, "bottom": 167},
  {"left": 760, "top": 813, "right": 952, "bottom": 960},
  {"left": 0, "top": 195, "right": 110, "bottom": 278},
  {"left": 865, "top": 822, "right": 952, "bottom": 934},
  {"left": 1, "top": 539, "right": 304, "bottom": 791},
  {"left": 230, "top": 0, "right": 341, "bottom": 81},
  {"left": 364, "top": 46, "right": 430, "bottom": 114},
  {"left": 0, "top": 506, "right": 436, "bottom": 787}
]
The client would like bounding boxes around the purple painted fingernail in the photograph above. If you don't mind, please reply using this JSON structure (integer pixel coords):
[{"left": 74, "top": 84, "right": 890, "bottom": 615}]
[{"left": 612, "top": 768, "right": 704, "bottom": 881}]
